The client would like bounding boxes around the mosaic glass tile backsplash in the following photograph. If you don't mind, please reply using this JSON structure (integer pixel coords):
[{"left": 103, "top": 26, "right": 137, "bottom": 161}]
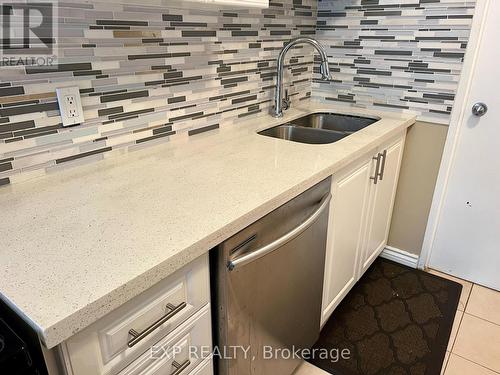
[
  {"left": 313, "top": 0, "right": 476, "bottom": 122},
  {"left": 0, "top": 0, "right": 476, "bottom": 186},
  {"left": 0, "top": 0, "right": 317, "bottom": 185}
]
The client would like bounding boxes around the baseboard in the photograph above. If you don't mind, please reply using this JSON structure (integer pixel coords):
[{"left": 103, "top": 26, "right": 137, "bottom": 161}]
[{"left": 380, "top": 246, "right": 419, "bottom": 269}]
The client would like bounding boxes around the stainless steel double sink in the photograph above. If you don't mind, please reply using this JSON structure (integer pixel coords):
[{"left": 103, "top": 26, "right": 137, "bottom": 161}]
[{"left": 258, "top": 112, "right": 380, "bottom": 144}]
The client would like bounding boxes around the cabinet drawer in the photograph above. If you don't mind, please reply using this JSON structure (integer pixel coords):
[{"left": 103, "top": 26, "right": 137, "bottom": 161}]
[
  {"left": 189, "top": 357, "right": 213, "bottom": 375},
  {"left": 118, "top": 305, "right": 212, "bottom": 375},
  {"left": 62, "top": 254, "right": 210, "bottom": 375}
]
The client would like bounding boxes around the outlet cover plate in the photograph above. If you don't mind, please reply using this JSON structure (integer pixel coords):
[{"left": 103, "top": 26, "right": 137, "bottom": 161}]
[{"left": 56, "top": 86, "right": 85, "bottom": 126}]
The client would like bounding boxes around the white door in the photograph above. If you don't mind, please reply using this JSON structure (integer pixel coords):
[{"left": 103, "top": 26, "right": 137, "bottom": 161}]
[
  {"left": 321, "top": 156, "right": 372, "bottom": 325},
  {"left": 428, "top": 0, "right": 500, "bottom": 290},
  {"left": 361, "top": 137, "right": 405, "bottom": 274}
]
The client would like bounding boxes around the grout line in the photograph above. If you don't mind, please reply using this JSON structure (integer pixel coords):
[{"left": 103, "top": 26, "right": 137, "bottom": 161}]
[
  {"left": 448, "top": 309, "right": 465, "bottom": 353},
  {"left": 452, "top": 312, "right": 500, "bottom": 373},
  {"left": 426, "top": 269, "right": 474, "bottom": 307},
  {"left": 460, "top": 282, "right": 473, "bottom": 311},
  {"left": 463, "top": 311, "right": 500, "bottom": 328},
  {"left": 452, "top": 353, "right": 500, "bottom": 374},
  {"left": 442, "top": 351, "right": 451, "bottom": 375},
  {"left": 462, "top": 283, "right": 500, "bottom": 326}
]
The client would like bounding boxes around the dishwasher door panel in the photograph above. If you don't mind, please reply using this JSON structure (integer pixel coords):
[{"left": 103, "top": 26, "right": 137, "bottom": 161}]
[{"left": 213, "top": 177, "right": 331, "bottom": 375}]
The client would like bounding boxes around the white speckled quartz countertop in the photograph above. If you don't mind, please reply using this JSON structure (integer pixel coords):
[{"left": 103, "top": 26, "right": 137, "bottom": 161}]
[{"left": 0, "top": 101, "right": 415, "bottom": 349}]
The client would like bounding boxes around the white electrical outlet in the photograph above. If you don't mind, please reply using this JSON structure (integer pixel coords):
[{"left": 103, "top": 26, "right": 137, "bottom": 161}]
[{"left": 56, "top": 86, "right": 85, "bottom": 126}]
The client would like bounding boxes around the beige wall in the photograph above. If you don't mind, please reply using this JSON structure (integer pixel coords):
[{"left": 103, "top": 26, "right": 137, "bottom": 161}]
[{"left": 388, "top": 121, "right": 448, "bottom": 256}]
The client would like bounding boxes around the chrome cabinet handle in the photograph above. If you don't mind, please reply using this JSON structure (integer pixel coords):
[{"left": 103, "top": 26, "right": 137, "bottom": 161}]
[
  {"left": 378, "top": 150, "right": 387, "bottom": 181},
  {"left": 472, "top": 102, "right": 488, "bottom": 117},
  {"left": 227, "top": 193, "right": 332, "bottom": 271},
  {"left": 171, "top": 359, "right": 191, "bottom": 375},
  {"left": 370, "top": 154, "right": 382, "bottom": 184},
  {"left": 127, "top": 302, "right": 187, "bottom": 348}
]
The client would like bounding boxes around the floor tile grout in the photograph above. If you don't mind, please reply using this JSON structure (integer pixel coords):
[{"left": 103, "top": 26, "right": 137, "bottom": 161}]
[
  {"left": 462, "top": 311, "right": 500, "bottom": 328},
  {"left": 450, "top": 306, "right": 500, "bottom": 373},
  {"left": 448, "top": 308, "right": 464, "bottom": 353},
  {"left": 462, "top": 282, "right": 473, "bottom": 310},
  {"left": 451, "top": 353, "right": 500, "bottom": 374},
  {"left": 442, "top": 351, "right": 451, "bottom": 374},
  {"left": 463, "top": 283, "right": 500, "bottom": 327}
]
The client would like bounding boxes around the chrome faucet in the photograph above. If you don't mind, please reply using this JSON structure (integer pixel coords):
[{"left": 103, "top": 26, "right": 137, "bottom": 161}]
[{"left": 273, "top": 37, "right": 332, "bottom": 118}]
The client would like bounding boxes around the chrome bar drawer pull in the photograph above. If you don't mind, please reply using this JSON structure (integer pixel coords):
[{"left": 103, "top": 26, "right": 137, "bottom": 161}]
[
  {"left": 171, "top": 359, "right": 191, "bottom": 375},
  {"left": 378, "top": 150, "right": 387, "bottom": 181},
  {"left": 127, "top": 302, "right": 187, "bottom": 348}
]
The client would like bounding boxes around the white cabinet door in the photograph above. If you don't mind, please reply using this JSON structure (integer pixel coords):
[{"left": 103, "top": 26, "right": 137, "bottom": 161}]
[
  {"left": 361, "top": 136, "right": 405, "bottom": 274},
  {"left": 321, "top": 132, "right": 406, "bottom": 325},
  {"left": 321, "top": 154, "right": 373, "bottom": 326}
]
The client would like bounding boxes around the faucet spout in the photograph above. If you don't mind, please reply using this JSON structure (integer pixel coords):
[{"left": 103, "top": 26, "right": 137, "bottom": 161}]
[{"left": 274, "top": 37, "right": 331, "bottom": 118}]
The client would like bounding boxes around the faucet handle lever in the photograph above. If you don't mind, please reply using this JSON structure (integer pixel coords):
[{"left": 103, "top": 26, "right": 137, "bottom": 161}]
[
  {"left": 320, "top": 62, "right": 332, "bottom": 81},
  {"left": 282, "top": 89, "right": 291, "bottom": 110}
]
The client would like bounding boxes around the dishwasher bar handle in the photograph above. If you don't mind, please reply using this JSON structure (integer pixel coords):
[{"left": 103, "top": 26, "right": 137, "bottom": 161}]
[{"left": 227, "top": 193, "right": 332, "bottom": 271}]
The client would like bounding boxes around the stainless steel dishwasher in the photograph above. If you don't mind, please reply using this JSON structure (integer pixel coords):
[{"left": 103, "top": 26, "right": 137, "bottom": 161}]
[{"left": 212, "top": 177, "right": 331, "bottom": 375}]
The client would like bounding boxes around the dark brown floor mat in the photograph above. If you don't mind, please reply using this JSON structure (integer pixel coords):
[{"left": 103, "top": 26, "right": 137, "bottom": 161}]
[{"left": 308, "top": 258, "right": 462, "bottom": 375}]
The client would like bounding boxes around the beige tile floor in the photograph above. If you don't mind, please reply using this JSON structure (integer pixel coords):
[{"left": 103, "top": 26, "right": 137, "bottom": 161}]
[{"left": 294, "top": 269, "right": 500, "bottom": 375}]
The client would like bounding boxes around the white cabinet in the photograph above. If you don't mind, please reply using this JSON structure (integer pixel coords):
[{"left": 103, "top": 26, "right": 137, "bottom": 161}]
[
  {"left": 361, "top": 137, "right": 405, "bottom": 274},
  {"left": 321, "top": 132, "right": 405, "bottom": 326},
  {"left": 59, "top": 254, "right": 212, "bottom": 375},
  {"left": 321, "top": 155, "right": 373, "bottom": 325}
]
